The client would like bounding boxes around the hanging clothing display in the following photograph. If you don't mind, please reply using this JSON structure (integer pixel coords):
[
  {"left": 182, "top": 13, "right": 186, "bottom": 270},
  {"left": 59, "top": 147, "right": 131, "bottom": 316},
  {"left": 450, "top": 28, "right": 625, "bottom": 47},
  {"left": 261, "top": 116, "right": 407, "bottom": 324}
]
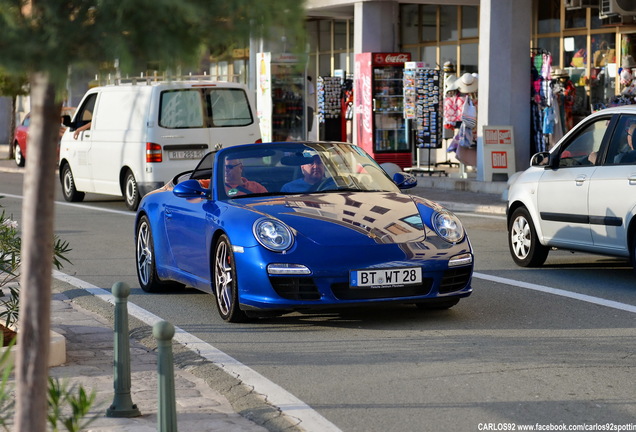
[{"left": 530, "top": 49, "right": 552, "bottom": 154}]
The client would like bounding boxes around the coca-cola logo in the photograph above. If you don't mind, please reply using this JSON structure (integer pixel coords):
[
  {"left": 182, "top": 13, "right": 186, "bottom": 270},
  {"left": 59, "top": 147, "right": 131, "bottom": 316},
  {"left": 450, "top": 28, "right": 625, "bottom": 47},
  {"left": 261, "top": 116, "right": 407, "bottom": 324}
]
[
  {"left": 361, "top": 76, "right": 372, "bottom": 133},
  {"left": 374, "top": 53, "right": 410, "bottom": 65}
]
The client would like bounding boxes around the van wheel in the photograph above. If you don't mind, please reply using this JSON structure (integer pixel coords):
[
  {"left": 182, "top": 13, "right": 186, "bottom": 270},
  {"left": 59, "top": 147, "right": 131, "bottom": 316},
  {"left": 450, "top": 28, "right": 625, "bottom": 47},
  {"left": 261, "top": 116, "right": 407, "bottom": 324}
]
[
  {"left": 124, "top": 171, "right": 140, "bottom": 211},
  {"left": 61, "top": 164, "right": 85, "bottom": 202},
  {"left": 14, "top": 143, "right": 25, "bottom": 167}
]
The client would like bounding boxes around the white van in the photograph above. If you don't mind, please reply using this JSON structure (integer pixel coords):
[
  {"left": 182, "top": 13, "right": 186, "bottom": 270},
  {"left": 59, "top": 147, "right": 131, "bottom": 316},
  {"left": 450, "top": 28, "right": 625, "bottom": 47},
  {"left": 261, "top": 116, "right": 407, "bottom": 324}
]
[{"left": 59, "top": 81, "right": 262, "bottom": 210}]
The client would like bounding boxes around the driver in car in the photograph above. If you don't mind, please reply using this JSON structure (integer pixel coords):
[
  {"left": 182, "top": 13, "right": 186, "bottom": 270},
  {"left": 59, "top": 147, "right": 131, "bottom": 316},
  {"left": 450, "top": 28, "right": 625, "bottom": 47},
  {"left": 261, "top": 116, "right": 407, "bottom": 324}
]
[
  {"left": 281, "top": 151, "right": 331, "bottom": 192},
  {"left": 224, "top": 158, "right": 267, "bottom": 197}
]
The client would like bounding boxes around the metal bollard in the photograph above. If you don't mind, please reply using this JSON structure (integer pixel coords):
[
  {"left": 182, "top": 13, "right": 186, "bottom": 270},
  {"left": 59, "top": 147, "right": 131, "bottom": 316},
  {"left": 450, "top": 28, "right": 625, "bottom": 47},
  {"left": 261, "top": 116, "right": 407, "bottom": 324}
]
[
  {"left": 106, "top": 282, "right": 141, "bottom": 418},
  {"left": 153, "top": 320, "right": 178, "bottom": 432}
]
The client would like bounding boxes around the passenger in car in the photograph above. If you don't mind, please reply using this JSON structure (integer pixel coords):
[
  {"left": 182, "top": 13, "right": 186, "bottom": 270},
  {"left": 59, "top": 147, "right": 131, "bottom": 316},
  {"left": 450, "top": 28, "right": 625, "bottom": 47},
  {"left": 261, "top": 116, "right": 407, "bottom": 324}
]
[
  {"left": 224, "top": 158, "right": 267, "bottom": 196},
  {"left": 281, "top": 152, "right": 331, "bottom": 192},
  {"left": 614, "top": 123, "right": 636, "bottom": 164}
]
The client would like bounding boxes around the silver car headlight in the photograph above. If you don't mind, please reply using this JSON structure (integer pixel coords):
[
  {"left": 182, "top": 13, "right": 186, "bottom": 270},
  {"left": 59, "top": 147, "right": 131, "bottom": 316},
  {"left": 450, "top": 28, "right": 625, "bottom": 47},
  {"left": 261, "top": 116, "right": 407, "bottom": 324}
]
[
  {"left": 253, "top": 218, "right": 294, "bottom": 252},
  {"left": 432, "top": 210, "right": 465, "bottom": 243}
]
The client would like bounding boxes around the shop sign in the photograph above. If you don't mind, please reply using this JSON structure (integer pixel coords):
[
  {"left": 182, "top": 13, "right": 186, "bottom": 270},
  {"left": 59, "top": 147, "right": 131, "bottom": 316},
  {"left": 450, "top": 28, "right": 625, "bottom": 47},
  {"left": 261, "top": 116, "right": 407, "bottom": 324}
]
[
  {"left": 373, "top": 53, "right": 410, "bottom": 66},
  {"left": 483, "top": 125, "right": 516, "bottom": 181}
]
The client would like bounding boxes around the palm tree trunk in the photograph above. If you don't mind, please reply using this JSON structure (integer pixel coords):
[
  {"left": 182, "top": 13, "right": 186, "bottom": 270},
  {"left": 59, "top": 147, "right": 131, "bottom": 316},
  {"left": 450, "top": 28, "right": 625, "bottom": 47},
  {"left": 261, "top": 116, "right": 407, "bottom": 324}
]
[
  {"left": 8, "top": 96, "right": 17, "bottom": 161},
  {"left": 14, "top": 71, "right": 61, "bottom": 432}
]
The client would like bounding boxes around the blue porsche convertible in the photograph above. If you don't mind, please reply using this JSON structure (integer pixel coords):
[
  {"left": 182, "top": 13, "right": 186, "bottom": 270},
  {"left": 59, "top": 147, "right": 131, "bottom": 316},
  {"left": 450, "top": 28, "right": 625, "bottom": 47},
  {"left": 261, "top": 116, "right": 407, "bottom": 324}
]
[{"left": 135, "top": 141, "right": 474, "bottom": 322}]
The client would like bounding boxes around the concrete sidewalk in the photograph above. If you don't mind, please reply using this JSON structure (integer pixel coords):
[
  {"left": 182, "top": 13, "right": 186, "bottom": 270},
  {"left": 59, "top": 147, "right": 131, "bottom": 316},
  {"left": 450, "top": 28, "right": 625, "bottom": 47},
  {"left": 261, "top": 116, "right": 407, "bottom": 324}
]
[{"left": 1, "top": 278, "right": 296, "bottom": 432}]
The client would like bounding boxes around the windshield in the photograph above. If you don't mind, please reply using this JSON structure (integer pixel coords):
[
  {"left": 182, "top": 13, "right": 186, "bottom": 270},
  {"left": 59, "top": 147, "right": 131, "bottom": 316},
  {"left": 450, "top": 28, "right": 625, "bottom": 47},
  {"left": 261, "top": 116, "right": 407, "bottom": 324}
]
[
  {"left": 159, "top": 88, "right": 254, "bottom": 129},
  {"left": 215, "top": 142, "right": 400, "bottom": 199}
]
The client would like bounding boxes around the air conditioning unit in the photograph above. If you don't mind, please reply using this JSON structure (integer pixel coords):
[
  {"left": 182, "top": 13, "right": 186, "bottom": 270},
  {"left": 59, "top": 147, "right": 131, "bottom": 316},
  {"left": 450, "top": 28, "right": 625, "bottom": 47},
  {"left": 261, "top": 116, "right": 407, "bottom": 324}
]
[
  {"left": 565, "top": 0, "right": 598, "bottom": 9},
  {"left": 600, "top": 0, "right": 636, "bottom": 16}
]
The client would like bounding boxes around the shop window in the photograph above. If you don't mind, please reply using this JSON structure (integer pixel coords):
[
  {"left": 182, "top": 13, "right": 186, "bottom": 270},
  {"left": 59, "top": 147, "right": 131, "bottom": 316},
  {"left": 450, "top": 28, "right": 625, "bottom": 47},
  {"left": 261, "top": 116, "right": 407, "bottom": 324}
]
[
  {"left": 440, "top": 45, "right": 456, "bottom": 69},
  {"left": 564, "top": 35, "right": 587, "bottom": 71},
  {"left": 307, "top": 21, "right": 319, "bottom": 51},
  {"left": 460, "top": 43, "right": 478, "bottom": 74},
  {"left": 537, "top": 0, "right": 559, "bottom": 34},
  {"left": 319, "top": 54, "right": 330, "bottom": 77},
  {"left": 421, "top": 5, "right": 437, "bottom": 42},
  {"left": 334, "top": 21, "right": 347, "bottom": 51},
  {"left": 319, "top": 20, "right": 331, "bottom": 51},
  {"left": 564, "top": 8, "right": 586, "bottom": 30},
  {"left": 590, "top": 34, "right": 617, "bottom": 111},
  {"left": 440, "top": 6, "right": 458, "bottom": 42},
  {"left": 401, "top": 4, "right": 420, "bottom": 44},
  {"left": 590, "top": 10, "right": 604, "bottom": 30},
  {"left": 461, "top": 6, "right": 478, "bottom": 39},
  {"left": 421, "top": 46, "right": 437, "bottom": 66}
]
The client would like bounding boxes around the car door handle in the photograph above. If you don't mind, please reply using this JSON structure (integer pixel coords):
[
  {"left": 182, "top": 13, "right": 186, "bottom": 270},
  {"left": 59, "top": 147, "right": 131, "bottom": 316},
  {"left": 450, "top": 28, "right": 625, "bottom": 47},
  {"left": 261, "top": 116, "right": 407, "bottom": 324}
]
[
  {"left": 629, "top": 175, "right": 636, "bottom": 185},
  {"left": 575, "top": 175, "right": 587, "bottom": 186}
]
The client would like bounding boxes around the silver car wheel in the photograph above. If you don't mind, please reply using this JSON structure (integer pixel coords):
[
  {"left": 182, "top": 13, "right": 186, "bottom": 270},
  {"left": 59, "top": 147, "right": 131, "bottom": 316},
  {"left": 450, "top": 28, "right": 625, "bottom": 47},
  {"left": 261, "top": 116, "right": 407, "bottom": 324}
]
[
  {"left": 136, "top": 220, "right": 152, "bottom": 287},
  {"left": 510, "top": 215, "right": 531, "bottom": 260},
  {"left": 214, "top": 239, "right": 233, "bottom": 317},
  {"left": 508, "top": 207, "right": 549, "bottom": 267}
]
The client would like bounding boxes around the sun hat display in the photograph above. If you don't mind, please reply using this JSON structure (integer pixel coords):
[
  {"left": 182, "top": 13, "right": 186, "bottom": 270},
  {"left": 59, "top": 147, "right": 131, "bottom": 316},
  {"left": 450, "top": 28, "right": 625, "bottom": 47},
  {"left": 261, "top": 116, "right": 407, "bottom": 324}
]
[
  {"left": 443, "top": 61, "right": 456, "bottom": 74},
  {"left": 457, "top": 73, "right": 478, "bottom": 93},
  {"left": 551, "top": 68, "right": 569, "bottom": 79},
  {"left": 622, "top": 55, "right": 636, "bottom": 69},
  {"left": 444, "top": 74, "right": 458, "bottom": 92}
]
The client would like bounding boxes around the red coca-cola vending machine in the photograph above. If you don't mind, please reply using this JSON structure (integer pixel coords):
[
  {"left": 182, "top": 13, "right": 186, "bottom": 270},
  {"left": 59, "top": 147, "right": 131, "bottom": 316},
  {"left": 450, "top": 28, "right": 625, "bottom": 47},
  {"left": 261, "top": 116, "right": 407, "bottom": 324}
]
[{"left": 354, "top": 52, "right": 411, "bottom": 168}]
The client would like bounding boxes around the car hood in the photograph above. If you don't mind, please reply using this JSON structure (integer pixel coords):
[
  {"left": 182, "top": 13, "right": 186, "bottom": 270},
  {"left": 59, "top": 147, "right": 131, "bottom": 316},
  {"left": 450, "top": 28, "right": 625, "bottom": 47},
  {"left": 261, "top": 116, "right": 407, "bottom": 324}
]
[{"left": 235, "top": 192, "right": 441, "bottom": 246}]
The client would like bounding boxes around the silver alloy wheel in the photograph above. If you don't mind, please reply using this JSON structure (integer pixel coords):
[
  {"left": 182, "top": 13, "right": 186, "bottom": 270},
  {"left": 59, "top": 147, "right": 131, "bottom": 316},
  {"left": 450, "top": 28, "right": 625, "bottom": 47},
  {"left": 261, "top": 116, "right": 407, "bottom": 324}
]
[
  {"left": 136, "top": 220, "right": 152, "bottom": 287},
  {"left": 214, "top": 240, "right": 233, "bottom": 317},
  {"left": 510, "top": 215, "right": 531, "bottom": 260},
  {"left": 14, "top": 144, "right": 24, "bottom": 167}
]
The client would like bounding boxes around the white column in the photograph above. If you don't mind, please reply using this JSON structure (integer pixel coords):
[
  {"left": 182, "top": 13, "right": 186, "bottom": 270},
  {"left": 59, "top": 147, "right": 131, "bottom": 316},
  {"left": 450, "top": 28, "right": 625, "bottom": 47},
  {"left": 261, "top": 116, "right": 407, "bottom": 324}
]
[
  {"left": 477, "top": 0, "right": 532, "bottom": 181},
  {"left": 354, "top": 1, "right": 399, "bottom": 54}
]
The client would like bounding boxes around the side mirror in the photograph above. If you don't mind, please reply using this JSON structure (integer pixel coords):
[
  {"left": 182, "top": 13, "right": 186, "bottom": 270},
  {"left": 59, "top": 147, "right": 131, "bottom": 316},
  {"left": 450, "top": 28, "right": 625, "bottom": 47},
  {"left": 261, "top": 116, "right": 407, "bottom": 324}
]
[
  {"left": 530, "top": 152, "right": 551, "bottom": 167},
  {"left": 392, "top": 172, "right": 417, "bottom": 189},
  {"left": 173, "top": 179, "right": 209, "bottom": 199}
]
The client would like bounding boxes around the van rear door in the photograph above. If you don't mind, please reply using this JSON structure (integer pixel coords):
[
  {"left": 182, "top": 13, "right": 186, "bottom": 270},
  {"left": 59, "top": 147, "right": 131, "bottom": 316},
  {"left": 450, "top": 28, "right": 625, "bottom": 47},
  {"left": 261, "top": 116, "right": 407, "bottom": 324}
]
[{"left": 203, "top": 86, "right": 261, "bottom": 147}]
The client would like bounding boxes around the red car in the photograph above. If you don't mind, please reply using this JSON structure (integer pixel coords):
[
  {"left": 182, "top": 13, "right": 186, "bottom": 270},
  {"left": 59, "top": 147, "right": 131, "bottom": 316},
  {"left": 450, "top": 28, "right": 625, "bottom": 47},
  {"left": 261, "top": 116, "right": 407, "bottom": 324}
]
[{"left": 13, "top": 107, "right": 76, "bottom": 167}]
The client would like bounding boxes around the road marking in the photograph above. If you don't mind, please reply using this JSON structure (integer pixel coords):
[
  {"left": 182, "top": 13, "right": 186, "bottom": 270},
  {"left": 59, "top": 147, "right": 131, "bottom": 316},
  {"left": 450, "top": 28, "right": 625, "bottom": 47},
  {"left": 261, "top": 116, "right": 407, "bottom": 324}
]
[
  {"left": 53, "top": 270, "right": 342, "bottom": 432},
  {"left": 0, "top": 192, "right": 135, "bottom": 216},
  {"left": 474, "top": 272, "right": 636, "bottom": 314}
]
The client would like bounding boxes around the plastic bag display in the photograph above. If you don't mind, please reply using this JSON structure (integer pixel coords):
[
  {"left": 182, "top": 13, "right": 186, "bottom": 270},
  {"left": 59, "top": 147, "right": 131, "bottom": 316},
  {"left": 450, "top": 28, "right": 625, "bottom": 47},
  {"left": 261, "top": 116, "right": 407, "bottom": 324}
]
[{"left": 461, "top": 97, "right": 477, "bottom": 129}]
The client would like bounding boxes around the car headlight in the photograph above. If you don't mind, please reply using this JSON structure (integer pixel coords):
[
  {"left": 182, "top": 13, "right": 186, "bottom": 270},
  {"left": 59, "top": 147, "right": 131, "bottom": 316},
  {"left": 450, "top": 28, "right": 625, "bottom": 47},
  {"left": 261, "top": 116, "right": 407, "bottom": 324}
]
[
  {"left": 432, "top": 210, "right": 465, "bottom": 243},
  {"left": 253, "top": 218, "right": 294, "bottom": 252}
]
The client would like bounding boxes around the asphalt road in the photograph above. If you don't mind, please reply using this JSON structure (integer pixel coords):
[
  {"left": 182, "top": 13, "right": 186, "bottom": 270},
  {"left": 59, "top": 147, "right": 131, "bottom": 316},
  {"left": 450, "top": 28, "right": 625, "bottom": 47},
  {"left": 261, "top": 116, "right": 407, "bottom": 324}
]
[{"left": 1, "top": 169, "right": 635, "bottom": 432}]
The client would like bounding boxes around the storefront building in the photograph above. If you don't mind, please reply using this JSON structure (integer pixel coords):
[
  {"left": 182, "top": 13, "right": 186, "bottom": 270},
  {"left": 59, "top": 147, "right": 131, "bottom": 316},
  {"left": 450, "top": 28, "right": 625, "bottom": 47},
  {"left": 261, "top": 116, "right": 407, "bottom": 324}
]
[{"left": 206, "top": 0, "right": 636, "bottom": 181}]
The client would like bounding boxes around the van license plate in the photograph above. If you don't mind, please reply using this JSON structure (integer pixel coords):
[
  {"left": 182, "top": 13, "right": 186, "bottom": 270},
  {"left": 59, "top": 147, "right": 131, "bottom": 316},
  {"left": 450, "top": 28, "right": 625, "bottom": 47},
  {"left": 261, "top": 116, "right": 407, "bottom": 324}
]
[
  {"left": 169, "top": 150, "right": 205, "bottom": 160},
  {"left": 350, "top": 267, "right": 422, "bottom": 288}
]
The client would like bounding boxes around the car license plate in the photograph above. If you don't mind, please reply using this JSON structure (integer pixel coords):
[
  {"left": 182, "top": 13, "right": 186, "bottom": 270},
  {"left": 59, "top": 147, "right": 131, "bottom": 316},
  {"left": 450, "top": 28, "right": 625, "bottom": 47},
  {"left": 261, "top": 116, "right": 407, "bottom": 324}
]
[
  {"left": 350, "top": 267, "right": 422, "bottom": 288},
  {"left": 169, "top": 150, "right": 204, "bottom": 160}
]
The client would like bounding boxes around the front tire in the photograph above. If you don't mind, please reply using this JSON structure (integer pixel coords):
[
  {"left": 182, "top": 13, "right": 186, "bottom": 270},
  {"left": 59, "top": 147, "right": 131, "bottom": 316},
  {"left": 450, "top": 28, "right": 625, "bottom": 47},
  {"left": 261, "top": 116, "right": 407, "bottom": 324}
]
[
  {"left": 124, "top": 170, "right": 140, "bottom": 211},
  {"left": 14, "top": 143, "right": 25, "bottom": 167},
  {"left": 136, "top": 216, "right": 165, "bottom": 293},
  {"left": 213, "top": 235, "right": 248, "bottom": 323},
  {"left": 61, "top": 164, "right": 85, "bottom": 202},
  {"left": 508, "top": 207, "right": 549, "bottom": 267}
]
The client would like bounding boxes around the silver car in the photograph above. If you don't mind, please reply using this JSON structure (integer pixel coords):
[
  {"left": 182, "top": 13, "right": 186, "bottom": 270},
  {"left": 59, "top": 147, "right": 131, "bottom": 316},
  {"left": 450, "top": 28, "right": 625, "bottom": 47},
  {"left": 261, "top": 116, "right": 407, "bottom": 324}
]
[{"left": 507, "top": 106, "right": 636, "bottom": 271}]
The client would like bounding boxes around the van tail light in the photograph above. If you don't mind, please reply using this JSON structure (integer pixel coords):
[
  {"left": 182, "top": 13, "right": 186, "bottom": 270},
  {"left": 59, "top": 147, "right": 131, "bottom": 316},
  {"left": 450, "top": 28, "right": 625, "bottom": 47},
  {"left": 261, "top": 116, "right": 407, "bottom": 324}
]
[
  {"left": 255, "top": 138, "right": 263, "bottom": 143},
  {"left": 146, "top": 143, "right": 162, "bottom": 163}
]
